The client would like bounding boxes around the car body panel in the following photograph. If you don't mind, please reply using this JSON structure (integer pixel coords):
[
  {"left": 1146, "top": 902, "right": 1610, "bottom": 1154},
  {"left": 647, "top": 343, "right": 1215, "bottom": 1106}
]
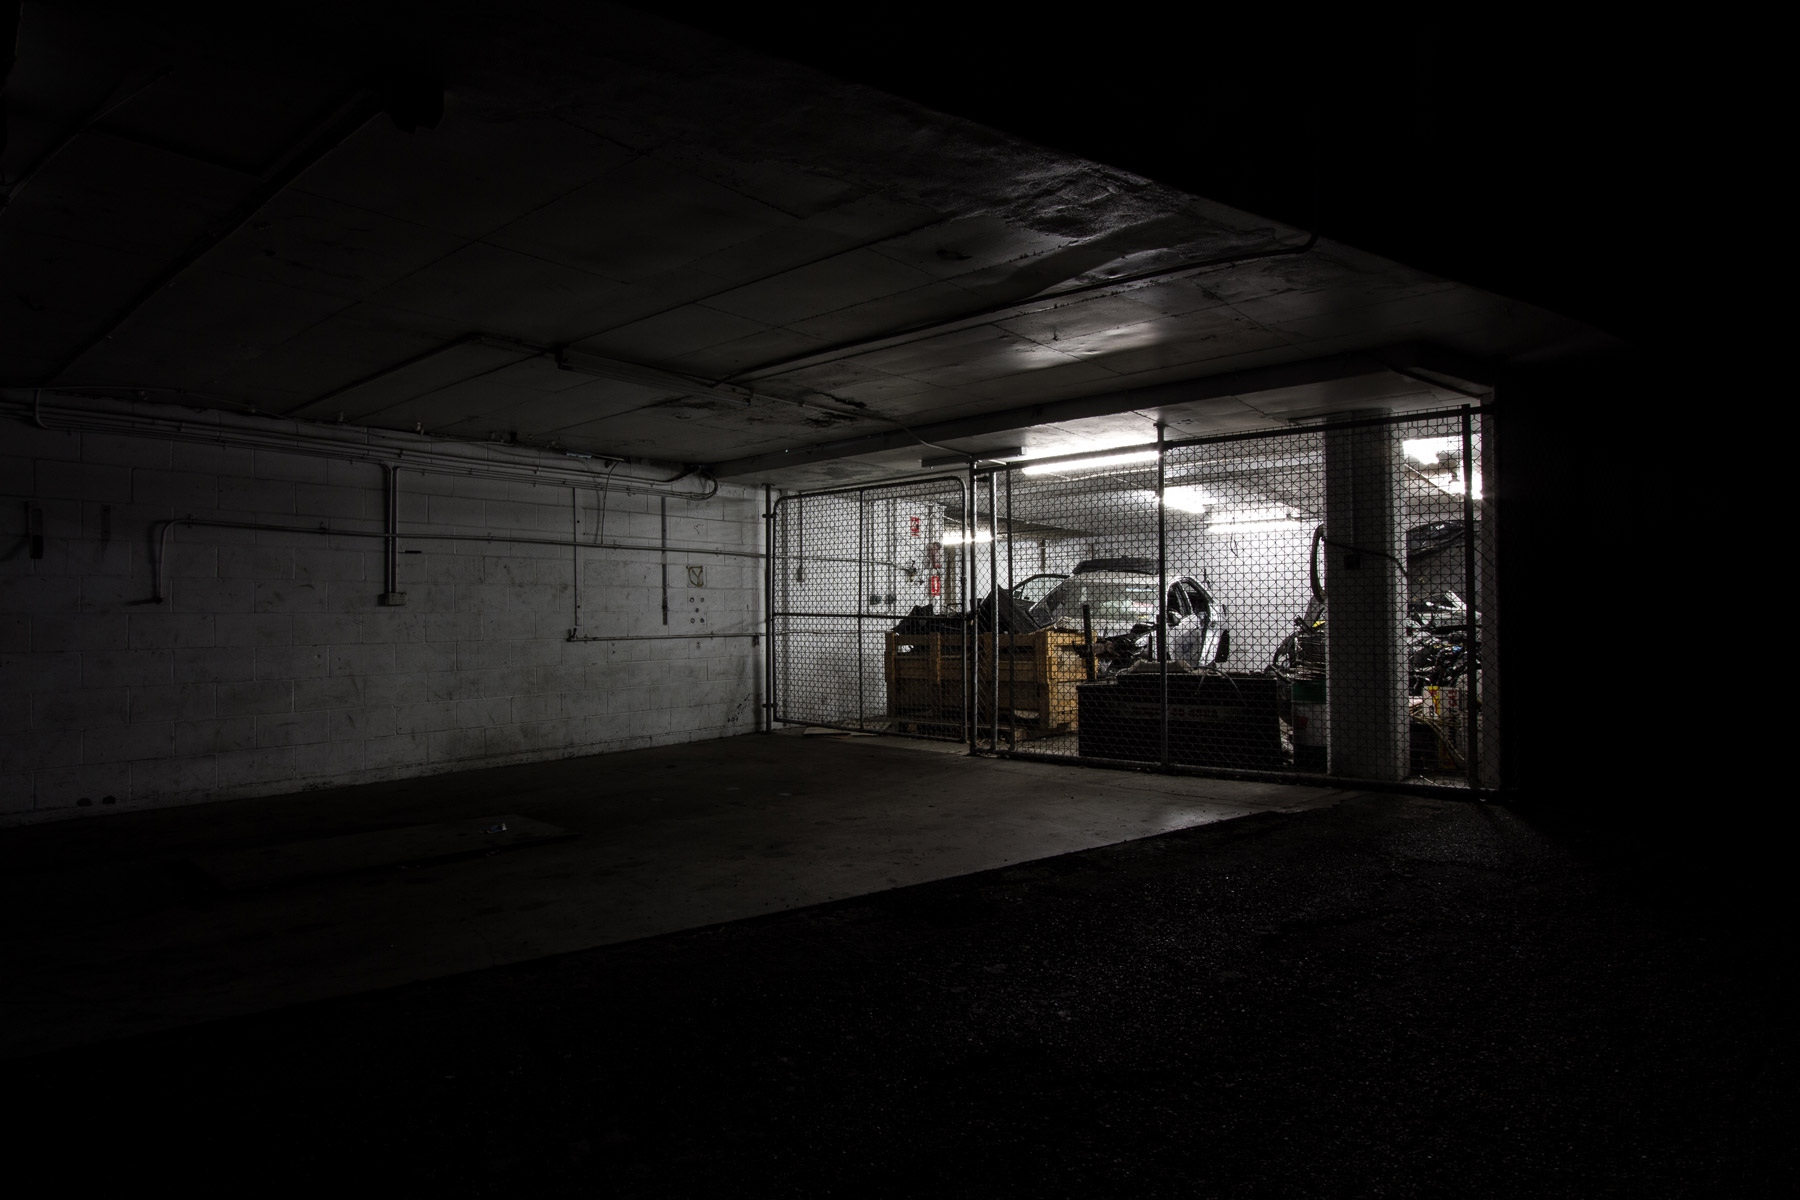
[{"left": 1030, "top": 565, "right": 1229, "bottom": 668}]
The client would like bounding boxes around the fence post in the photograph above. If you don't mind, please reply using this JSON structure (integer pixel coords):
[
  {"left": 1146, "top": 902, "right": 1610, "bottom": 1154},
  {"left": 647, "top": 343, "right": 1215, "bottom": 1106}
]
[
  {"left": 1005, "top": 466, "right": 1015, "bottom": 749},
  {"left": 1461, "top": 407, "right": 1482, "bottom": 793},
  {"left": 1158, "top": 423, "right": 1169, "bottom": 770},
  {"left": 988, "top": 470, "right": 1000, "bottom": 751},
  {"left": 966, "top": 460, "right": 976, "bottom": 754},
  {"left": 857, "top": 489, "right": 866, "bottom": 732},
  {"left": 764, "top": 486, "right": 775, "bottom": 732}
]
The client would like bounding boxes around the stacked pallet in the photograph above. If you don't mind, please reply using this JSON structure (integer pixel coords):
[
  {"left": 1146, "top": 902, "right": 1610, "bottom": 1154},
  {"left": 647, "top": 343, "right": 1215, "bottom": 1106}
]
[{"left": 884, "top": 628, "right": 1089, "bottom": 739}]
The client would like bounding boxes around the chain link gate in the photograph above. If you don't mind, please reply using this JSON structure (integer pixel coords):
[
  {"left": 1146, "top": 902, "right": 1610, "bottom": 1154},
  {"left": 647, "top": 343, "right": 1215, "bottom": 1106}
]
[
  {"left": 769, "top": 407, "right": 1496, "bottom": 792},
  {"left": 769, "top": 476, "right": 975, "bottom": 740}
]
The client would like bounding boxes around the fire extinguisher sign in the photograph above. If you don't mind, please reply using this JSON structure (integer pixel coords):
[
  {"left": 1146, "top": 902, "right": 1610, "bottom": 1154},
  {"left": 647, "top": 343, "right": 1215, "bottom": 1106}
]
[
  {"left": 929, "top": 575, "right": 941, "bottom": 596},
  {"left": 909, "top": 515, "right": 920, "bottom": 536}
]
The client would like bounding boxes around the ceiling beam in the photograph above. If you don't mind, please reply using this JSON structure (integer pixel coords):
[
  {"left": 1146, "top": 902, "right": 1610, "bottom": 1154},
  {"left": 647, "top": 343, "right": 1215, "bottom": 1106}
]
[
  {"left": 287, "top": 332, "right": 837, "bottom": 424},
  {"left": 707, "top": 342, "right": 1492, "bottom": 478}
]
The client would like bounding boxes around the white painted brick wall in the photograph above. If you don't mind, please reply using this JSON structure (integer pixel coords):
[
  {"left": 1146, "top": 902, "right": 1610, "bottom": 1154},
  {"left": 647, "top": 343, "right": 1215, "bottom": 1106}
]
[{"left": 1, "top": 414, "right": 765, "bottom": 822}]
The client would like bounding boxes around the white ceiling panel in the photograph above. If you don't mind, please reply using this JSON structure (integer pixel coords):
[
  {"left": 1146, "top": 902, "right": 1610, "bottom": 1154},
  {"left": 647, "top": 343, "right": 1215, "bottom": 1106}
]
[
  {"left": 1082, "top": 319, "right": 1293, "bottom": 379},
  {"left": 679, "top": 156, "right": 864, "bottom": 221},
  {"left": 11, "top": 130, "right": 250, "bottom": 251},
  {"left": 701, "top": 249, "right": 940, "bottom": 327},
  {"left": 203, "top": 190, "right": 466, "bottom": 303},
  {"left": 368, "top": 243, "right": 627, "bottom": 344},
  {"left": 869, "top": 214, "right": 1072, "bottom": 280},
  {"left": 777, "top": 279, "right": 991, "bottom": 348},
  {"left": 675, "top": 328, "right": 833, "bottom": 378},
  {"left": 508, "top": 379, "right": 679, "bottom": 434},
  {"left": 994, "top": 292, "right": 1175, "bottom": 346},
  {"left": 285, "top": 334, "right": 530, "bottom": 421},
  {"left": 97, "top": 64, "right": 347, "bottom": 175},
  {"left": 293, "top": 107, "right": 636, "bottom": 239},
  {"left": 208, "top": 310, "right": 461, "bottom": 411},
  {"left": 485, "top": 156, "right": 796, "bottom": 283},
  {"left": 77, "top": 272, "right": 351, "bottom": 385},
  {"left": 571, "top": 305, "right": 771, "bottom": 366}
]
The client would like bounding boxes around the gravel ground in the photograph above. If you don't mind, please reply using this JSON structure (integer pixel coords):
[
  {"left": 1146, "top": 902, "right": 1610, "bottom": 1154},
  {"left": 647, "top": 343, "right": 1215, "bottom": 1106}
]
[{"left": 12, "top": 792, "right": 1793, "bottom": 1197}]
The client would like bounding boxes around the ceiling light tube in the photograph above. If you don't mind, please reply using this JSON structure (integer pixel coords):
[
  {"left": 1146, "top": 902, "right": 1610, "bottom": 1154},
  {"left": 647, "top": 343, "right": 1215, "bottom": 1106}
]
[
  {"left": 1020, "top": 449, "right": 1158, "bottom": 476},
  {"left": 1160, "top": 485, "right": 1210, "bottom": 513},
  {"left": 1206, "top": 518, "right": 1309, "bottom": 535}
]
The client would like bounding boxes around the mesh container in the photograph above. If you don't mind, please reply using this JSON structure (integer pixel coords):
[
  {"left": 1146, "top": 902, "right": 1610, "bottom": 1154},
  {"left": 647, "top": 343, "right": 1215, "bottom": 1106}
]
[{"left": 770, "top": 409, "right": 1493, "bottom": 789}]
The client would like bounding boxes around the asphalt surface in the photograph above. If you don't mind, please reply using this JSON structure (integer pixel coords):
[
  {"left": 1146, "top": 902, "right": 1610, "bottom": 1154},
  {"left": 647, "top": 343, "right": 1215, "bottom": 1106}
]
[{"left": 12, "top": 792, "right": 1792, "bottom": 1197}]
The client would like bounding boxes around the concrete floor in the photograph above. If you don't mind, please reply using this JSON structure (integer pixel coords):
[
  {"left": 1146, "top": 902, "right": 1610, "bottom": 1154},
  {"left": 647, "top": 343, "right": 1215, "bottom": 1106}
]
[
  {"left": 0, "top": 729, "right": 1343, "bottom": 1060},
  {"left": 7, "top": 781, "right": 1789, "bottom": 1196}
]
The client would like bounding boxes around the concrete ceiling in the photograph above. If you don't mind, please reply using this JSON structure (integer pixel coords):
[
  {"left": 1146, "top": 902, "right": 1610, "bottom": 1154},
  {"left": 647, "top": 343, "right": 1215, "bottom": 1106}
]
[{"left": 0, "top": 2, "right": 1618, "bottom": 489}]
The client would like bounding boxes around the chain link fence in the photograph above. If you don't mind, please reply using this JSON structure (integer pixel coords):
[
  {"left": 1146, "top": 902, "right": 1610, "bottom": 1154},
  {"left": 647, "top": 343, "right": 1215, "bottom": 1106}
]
[
  {"left": 770, "top": 408, "right": 1495, "bottom": 791},
  {"left": 771, "top": 476, "right": 972, "bottom": 738}
]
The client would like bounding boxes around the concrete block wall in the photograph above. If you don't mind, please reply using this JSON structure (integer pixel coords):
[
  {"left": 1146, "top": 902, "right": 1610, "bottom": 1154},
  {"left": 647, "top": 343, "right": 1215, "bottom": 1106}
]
[{"left": 1, "top": 411, "right": 763, "bottom": 822}]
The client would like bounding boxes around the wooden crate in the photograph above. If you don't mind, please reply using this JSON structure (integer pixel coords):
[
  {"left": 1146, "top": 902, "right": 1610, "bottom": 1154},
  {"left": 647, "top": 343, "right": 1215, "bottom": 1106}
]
[{"left": 885, "top": 628, "right": 1090, "bottom": 736}]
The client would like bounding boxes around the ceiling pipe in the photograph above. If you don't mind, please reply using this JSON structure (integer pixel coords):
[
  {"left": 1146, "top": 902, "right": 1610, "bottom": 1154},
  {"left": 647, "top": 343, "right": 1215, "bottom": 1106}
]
[
  {"left": 11, "top": 393, "right": 719, "bottom": 499},
  {"left": 147, "top": 515, "right": 761, "bottom": 606},
  {"left": 291, "top": 332, "right": 809, "bottom": 423}
]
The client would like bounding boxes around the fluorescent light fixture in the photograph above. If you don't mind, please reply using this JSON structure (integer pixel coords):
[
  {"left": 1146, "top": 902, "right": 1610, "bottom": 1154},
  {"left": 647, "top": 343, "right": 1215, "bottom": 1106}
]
[
  {"left": 1020, "top": 449, "right": 1158, "bottom": 476},
  {"left": 1207, "top": 518, "right": 1308, "bottom": 535},
  {"left": 920, "top": 447, "right": 1022, "bottom": 468},
  {"left": 1205, "top": 505, "right": 1308, "bottom": 535},
  {"left": 940, "top": 529, "right": 994, "bottom": 545},
  {"left": 1418, "top": 468, "right": 1483, "bottom": 499},
  {"left": 1404, "top": 436, "right": 1460, "bottom": 465},
  {"left": 1160, "top": 485, "right": 1209, "bottom": 513},
  {"left": 1403, "top": 437, "right": 1482, "bottom": 498}
]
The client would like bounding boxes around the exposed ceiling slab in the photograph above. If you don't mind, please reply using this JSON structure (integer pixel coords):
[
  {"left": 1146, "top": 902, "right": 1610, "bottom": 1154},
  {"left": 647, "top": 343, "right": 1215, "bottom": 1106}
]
[{"left": 0, "top": 1, "right": 1617, "bottom": 490}]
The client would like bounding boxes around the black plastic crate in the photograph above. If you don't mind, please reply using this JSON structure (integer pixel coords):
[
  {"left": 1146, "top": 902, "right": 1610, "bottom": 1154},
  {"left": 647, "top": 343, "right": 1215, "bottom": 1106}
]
[{"left": 1077, "top": 672, "right": 1283, "bottom": 770}]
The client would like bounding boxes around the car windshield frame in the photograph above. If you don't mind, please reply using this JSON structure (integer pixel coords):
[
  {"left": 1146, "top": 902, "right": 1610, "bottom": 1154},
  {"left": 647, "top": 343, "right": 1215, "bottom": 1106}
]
[
  {"left": 1011, "top": 573, "right": 1068, "bottom": 606},
  {"left": 1032, "top": 573, "right": 1163, "bottom": 629}
]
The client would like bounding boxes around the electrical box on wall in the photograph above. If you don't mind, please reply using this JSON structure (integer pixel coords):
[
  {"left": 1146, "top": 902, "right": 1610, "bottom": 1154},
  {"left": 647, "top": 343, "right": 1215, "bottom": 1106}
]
[{"left": 379, "top": 592, "right": 407, "bottom": 606}]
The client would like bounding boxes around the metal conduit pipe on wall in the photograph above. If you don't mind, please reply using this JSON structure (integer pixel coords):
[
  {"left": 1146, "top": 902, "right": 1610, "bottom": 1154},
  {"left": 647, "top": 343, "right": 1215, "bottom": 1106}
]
[
  {"left": 8, "top": 393, "right": 719, "bottom": 500},
  {"left": 382, "top": 465, "right": 400, "bottom": 600},
  {"left": 147, "top": 516, "right": 764, "bottom": 606}
]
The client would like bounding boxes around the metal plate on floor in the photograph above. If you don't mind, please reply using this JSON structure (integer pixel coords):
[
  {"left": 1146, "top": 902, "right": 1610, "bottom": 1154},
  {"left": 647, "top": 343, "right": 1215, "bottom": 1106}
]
[{"left": 188, "top": 815, "right": 574, "bottom": 891}]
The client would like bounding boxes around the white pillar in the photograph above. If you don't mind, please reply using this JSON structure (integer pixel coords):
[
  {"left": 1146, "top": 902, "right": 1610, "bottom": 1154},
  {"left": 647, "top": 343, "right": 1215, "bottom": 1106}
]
[{"left": 1324, "top": 413, "right": 1409, "bottom": 781}]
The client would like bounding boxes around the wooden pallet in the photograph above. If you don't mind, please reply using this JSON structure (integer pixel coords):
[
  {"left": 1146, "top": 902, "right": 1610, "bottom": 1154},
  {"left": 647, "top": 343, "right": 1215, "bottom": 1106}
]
[{"left": 885, "top": 628, "right": 1090, "bottom": 736}]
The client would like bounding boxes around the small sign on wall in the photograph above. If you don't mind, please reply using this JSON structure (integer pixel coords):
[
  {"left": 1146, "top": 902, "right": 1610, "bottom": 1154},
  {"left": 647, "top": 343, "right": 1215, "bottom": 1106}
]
[
  {"left": 687, "top": 565, "right": 705, "bottom": 587},
  {"left": 910, "top": 515, "right": 920, "bottom": 536}
]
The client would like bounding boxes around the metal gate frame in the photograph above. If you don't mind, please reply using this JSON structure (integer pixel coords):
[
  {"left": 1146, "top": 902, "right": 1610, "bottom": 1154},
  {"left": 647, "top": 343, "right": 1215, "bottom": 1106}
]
[{"left": 767, "top": 474, "right": 975, "bottom": 742}]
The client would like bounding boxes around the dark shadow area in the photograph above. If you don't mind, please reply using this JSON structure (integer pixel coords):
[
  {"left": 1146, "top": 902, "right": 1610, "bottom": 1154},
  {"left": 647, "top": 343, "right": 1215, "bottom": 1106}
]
[
  {"left": 661, "top": 9, "right": 1684, "bottom": 353},
  {"left": 11, "top": 793, "right": 1791, "bottom": 1197}
]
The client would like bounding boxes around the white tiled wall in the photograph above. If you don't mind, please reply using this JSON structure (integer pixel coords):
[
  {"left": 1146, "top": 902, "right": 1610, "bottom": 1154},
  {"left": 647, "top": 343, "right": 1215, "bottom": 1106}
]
[{"left": 1, "top": 415, "right": 764, "bottom": 821}]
